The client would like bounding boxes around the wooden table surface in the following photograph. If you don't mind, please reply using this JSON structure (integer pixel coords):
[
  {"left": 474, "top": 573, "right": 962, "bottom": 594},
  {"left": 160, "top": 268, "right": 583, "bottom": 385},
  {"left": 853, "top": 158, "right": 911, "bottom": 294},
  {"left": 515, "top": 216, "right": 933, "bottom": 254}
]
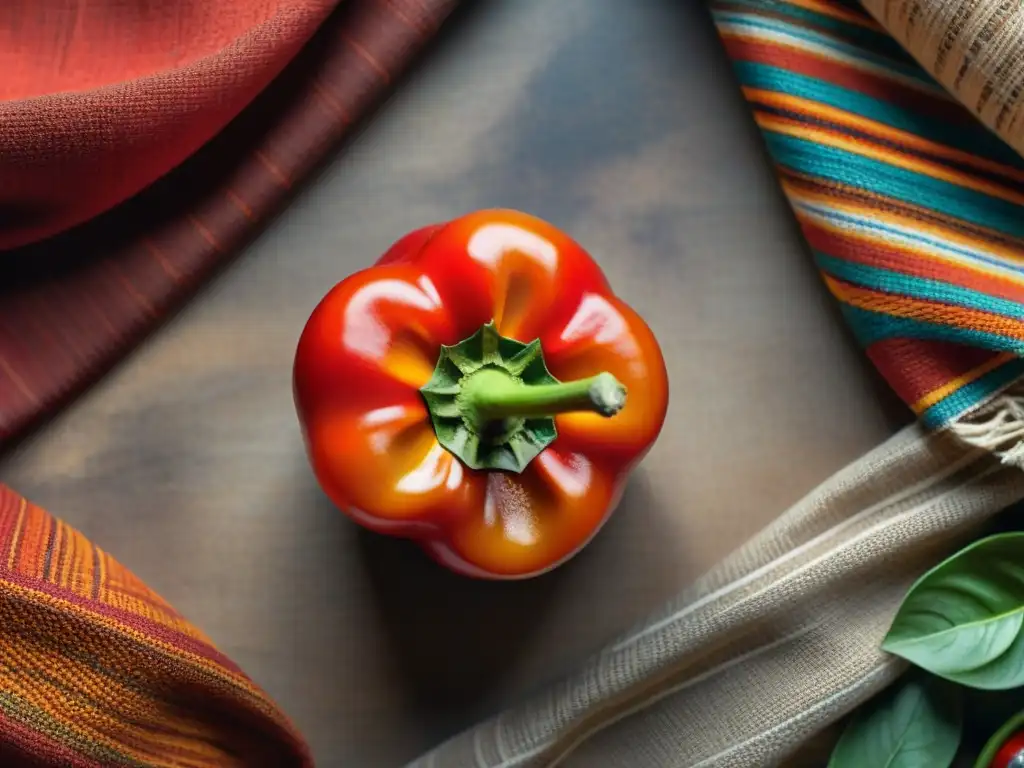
[{"left": 0, "top": 0, "right": 909, "bottom": 765}]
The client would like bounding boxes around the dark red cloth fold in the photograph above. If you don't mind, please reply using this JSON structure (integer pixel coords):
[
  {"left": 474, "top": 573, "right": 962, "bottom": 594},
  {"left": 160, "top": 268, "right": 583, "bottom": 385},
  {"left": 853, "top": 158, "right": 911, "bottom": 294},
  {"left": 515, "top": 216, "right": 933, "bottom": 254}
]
[{"left": 0, "top": 0, "right": 460, "bottom": 447}]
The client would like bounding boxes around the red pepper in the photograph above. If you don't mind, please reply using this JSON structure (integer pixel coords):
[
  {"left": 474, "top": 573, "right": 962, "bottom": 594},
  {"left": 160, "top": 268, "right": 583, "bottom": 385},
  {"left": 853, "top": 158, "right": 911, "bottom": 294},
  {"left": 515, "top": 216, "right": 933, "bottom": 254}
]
[
  {"left": 979, "top": 709, "right": 1024, "bottom": 768},
  {"left": 991, "top": 732, "right": 1024, "bottom": 767},
  {"left": 293, "top": 209, "right": 668, "bottom": 579}
]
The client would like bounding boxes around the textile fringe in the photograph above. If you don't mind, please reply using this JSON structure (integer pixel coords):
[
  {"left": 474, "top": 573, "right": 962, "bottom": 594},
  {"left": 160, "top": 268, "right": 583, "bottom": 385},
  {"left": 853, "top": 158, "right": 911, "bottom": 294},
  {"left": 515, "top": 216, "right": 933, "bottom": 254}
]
[{"left": 949, "top": 380, "right": 1024, "bottom": 468}]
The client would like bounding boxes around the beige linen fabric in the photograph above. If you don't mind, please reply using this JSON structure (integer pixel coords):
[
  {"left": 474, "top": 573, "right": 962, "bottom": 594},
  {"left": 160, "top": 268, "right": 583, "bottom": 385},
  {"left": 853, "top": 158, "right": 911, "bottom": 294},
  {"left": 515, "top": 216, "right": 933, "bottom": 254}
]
[
  {"left": 861, "top": 0, "right": 1024, "bottom": 156},
  {"left": 412, "top": 413, "right": 1024, "bottom": 767}
]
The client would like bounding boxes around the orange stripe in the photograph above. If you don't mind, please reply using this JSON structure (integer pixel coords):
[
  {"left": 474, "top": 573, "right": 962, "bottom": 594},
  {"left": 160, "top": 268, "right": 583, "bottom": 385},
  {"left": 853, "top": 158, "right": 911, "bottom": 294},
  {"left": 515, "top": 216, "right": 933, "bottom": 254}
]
[
  {"left": 381, "top": 0, "right": 429, "bottom": 34},
  {"left": 17, "top": 510, "right": 49, "bottom": 579},
  {"left": 188, "top": 215, "right": 224, "bottom": 253},
  {"left": 757, "top": 112, "right": 1024, "bottom": 206},
  {"left": 95, "top": 546, "right": 106, "bottom": 601},
  {"left": 64, "top": 533, "right": 86, "bottom": 597},
  {"left": 0, "top": 652, "right": 162, "bottom": 764},
  {"left": 782, "top": 177, "right": 1024, "bottom": 268},
  {"left": 746, "top": 88, "right": 1024, "bottom": 184},
  {"left": 254, "top": 150, "right": 292, "bottom": 189},
  {"left": 823, "top": 274, "right": 1024, "bottom": 341},
  {"left": 59, "top": 524, "right": 76, "bottom": 590},
  {"left": 783, "top": 0, "right": 883, "bottom": 29},
  {"left": 142, "top": 237, "right": 183, "bottom": 282},
  {"left": 0, "top": 652, "right": 225, "bottom": 765},
  {"left": 0, "top": 355, "right": 40, "bottom": 407},
  {"left": 224, "top": 188, "right": 255, "bottom": 221},
  {"left": 794, "top": 209, "right": 1024, "bottom": 302},
  {"left": 0, "top": 579, "right": 256, "bottom": 691},
  {"left": 5, "top": 497, "right": 26, "bottom": 571},
  {"left": 311, "top": 79, "right": 352, "bottom": 123},
  {"left": 724, "top": 29, "right": 937, "bottom": 95},
  {"left": 105, "top": 260, "right": 158, "bottom": 318},
  {"left": 911, "top": 352, "right": 1017, "bottom": 413},
  {"left": 340, "top": 33, "right": 390, "bottom": 82}
]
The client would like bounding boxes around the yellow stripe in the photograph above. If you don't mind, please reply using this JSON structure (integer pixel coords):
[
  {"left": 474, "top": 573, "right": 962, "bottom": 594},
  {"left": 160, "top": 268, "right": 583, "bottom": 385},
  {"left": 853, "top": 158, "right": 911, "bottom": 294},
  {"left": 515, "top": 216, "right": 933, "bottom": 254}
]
[
  {"left": 782, "top": 179, "right": 1024, "bottom": 278},
  {"left": 746, "top": 88, "right": 1024, "bottom": 184},
  {"left": 757, "top": 113, "right": 1024, "bottom": 207},
  {"left": 784, "top": 0, "right": 883, "bottom": 29},
  {"left": 911, "top": 352, "right": 1017, "bottom": 414},
  {"left": 822, "top": 274, "right": 1024, "bottom": 341}
]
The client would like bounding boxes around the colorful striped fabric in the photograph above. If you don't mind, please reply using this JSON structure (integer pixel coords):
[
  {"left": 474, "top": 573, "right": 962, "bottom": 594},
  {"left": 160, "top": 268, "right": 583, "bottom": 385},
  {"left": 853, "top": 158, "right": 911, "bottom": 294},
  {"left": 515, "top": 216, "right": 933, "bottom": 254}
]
[
  {"left": 712, "top": 0, "right": 1024, "bottom": 433},
  {"left": 0, "top": 484, "right": 310, "bottom": 767}
]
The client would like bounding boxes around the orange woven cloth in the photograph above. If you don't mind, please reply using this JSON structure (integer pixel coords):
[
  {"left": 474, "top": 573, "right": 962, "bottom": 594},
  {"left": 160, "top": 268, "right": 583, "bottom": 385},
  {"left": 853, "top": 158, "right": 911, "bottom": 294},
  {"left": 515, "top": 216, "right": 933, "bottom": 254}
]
[
  {"left": 0, "top": 0, "right": 458, "bottom": 764},
  {"left": 0, "top": 484, "right": 309, "bottom": 767}
]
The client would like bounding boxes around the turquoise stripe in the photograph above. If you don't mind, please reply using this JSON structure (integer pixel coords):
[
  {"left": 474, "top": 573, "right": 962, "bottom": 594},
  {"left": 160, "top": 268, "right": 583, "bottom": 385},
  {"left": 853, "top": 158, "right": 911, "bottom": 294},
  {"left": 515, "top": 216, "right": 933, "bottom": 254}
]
[
  {"left": 716, "top": 0, "right": 912, "bottom": 64},
  {"left": 730, "top": 61, "right": 1024, "bottom": 167},
  {"left": 815, "top": 252, "right": 1024, "bottom": 319},
  {"left": 713, "top": 11, "right": 933, "bottom": 85},
  {"left": 840, "top": 305, "right": 1024, "bottom": 354},
  {"left": 795, "top": 201, "right": 1024, "bottom": 278},
  {"left": 922, "top": 356, "right": 1024, "bottom": 427},
  {"left": 766, "top": 132, "right": 1024, "bottom": 238}
]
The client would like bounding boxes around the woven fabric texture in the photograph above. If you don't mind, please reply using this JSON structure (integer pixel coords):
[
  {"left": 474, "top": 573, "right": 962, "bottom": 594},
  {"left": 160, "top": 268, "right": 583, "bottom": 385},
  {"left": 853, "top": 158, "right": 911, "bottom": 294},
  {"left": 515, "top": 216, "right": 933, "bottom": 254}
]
[
  {"left": 0, "top": 0, "right": 459, "bottom": 448},
  {"left": 862, "top": 0, "right": 1024, "bottom": 159},
  {"left": 0, "top": 0, "right": 338, "bottom": 252},
  {"left": 411, "top": 415, "right": 1024, "bottom": 767},
  {"left": 716, "top": 0, "right": 1024, "bottom": 434},
  {"left": 0, "top": 483, "right": 310, "bottom": 767}
]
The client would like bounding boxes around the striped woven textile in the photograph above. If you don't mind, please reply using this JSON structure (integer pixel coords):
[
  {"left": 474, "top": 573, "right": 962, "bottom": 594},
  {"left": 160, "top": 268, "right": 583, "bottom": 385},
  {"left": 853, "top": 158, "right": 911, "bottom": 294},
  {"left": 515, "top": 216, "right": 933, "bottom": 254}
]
[
  {"left": 713, "top": 0, "right": 1024, "bottom": 445},
  {"left": 0, "top": 484, "right": 310, "bottom": 767}
]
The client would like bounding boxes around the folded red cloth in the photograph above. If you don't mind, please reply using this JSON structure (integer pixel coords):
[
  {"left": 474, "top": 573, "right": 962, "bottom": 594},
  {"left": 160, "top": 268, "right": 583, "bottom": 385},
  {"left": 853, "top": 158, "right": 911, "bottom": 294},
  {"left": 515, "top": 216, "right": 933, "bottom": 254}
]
[
  {"left": 0, "top": 0, "right": 459, "bottom": 446},
  {"left": 0, "top": 0, "right": 457, "bottom": 763},
  {"left": 0, "top": 0, "right": 338, "bottom": 252}
]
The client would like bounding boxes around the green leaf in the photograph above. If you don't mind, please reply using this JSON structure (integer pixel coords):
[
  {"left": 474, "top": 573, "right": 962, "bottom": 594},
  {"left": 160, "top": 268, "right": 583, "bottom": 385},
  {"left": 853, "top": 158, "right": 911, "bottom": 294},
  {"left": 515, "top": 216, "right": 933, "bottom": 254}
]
[
  {"left": 882, "top": 533, "right": 1024, "bottom": 690},
  {"left": 828, "top": 673, "right": 962, "bottom": 768}
]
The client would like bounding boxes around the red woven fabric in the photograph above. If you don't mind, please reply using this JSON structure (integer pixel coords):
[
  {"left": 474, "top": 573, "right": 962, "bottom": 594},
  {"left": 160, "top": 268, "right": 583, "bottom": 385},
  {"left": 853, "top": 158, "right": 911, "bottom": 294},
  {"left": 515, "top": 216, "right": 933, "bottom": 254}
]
[
  {"left": 0, "top": 0, "right": 460, "bottom": 446},
  {"left": 0, "top": 0, "right": 458, "bottom": 762},
  {"left": 0, "top": 0, "right": 338, "bottom": 251}
]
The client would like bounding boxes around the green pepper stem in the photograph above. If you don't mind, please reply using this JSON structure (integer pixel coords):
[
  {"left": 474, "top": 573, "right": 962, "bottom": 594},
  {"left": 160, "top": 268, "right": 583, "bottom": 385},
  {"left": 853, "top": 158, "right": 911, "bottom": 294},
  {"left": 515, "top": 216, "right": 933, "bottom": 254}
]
[{"left": 459, "top": 367, "right": 627, "bottom": 426}]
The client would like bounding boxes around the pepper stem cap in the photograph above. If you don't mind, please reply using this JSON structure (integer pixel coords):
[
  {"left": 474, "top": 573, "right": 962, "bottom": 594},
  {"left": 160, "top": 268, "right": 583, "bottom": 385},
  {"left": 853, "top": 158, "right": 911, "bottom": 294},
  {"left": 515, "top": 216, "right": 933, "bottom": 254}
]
[{"left": 420, "top": 322, "right": 627, "bottom": 473}]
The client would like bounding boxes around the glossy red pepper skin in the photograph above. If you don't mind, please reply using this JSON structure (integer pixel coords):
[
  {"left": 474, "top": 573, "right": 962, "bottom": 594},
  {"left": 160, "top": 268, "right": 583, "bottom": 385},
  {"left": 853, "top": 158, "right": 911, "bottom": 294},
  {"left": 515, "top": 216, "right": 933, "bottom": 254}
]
[
  {"left": 293, "top": 209, "right": 669, "bottom": 579},
  {"left": 992, "top": 732, "right": 1024, "bottom": 767}
]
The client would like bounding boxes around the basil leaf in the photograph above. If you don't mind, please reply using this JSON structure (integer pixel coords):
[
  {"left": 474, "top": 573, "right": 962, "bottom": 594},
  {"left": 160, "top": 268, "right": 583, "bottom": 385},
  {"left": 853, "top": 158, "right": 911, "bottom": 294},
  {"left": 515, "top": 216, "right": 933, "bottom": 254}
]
[
  {"left": 882, "top": 533, "right": 1024, "bottom": 690},
  {"left": 828, "top": 673, "right": 961, "bottom": 768}
]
